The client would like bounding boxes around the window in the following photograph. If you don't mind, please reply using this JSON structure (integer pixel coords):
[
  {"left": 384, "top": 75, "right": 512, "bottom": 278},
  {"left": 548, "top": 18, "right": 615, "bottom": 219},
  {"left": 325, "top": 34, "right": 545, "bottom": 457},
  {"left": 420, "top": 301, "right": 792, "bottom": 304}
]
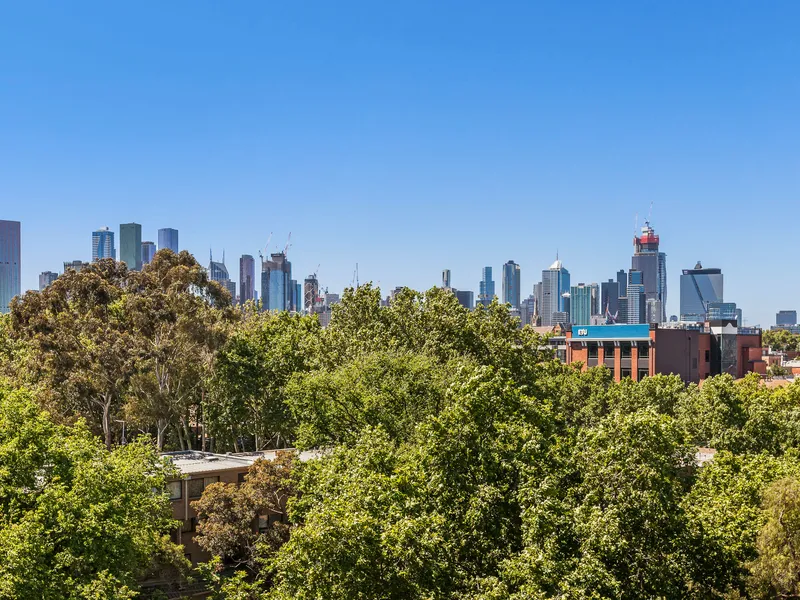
[
  {"left": 638, "top": 369, "right": 649, "bottom": 380},
  {"left": 621, "top": 342, "right": 632, "bottom": 358},
  {"left": 588, "top": 343, "right": 598, "bottom": 358},
  {"left": 705, "top": 350, "right": 710, "bottom": 362},
  {"left": 621, "top": 368, "right": 632, "bottom": 379},
  {"left": 238, "top": 472, "right": 247, "bottom": 484},
  {"left": 188, "top": 476, "right": 220, "bottom": 499},
  {"left": 181, "top": 517, "right": 197, "bottom": 533},
  {"left": 167, "top": 480, "right": 182, "bottom": 501},
  {"left": 604, "top": 342, "right": 615, "bottom": 357},
  {"left": 258, "top": 515, "right": 269, "bottom": 532},
  {"left": 639, "top": 344, "right": 649, "bottom": 358}
]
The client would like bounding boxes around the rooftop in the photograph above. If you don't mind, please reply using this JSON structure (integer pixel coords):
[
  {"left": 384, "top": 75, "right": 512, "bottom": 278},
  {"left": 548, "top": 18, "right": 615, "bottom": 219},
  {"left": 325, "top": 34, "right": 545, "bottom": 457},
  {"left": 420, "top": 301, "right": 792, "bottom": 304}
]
[{"left": 162, "top": 451, "right": 256, "bottom": 476}]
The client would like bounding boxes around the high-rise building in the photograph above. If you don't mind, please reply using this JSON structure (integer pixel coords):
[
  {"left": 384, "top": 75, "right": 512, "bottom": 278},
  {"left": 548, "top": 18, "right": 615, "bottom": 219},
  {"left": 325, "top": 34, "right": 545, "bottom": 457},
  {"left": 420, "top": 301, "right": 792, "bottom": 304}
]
[
  {"left": 304, "top": 274, "right": 319, "bottom": 313},
  {"left": 626, "top": 270, "right": 646, "bottom": 324},
  {"left": 616, "top": 269, "right": 627, "bottom": 300},
  {"left": 631, "top": 222, "right": 667, "bottom": 322},
  {"left": 290, "top": 280, "right": 301, "bottom": 312},
  {"left": 239, "top": 255, "right": 256, "bottom": 305},
  {"left": 208, "top": 251, "right": 229, "bottom": 283},
  {"left": 455, "top": 290, "right": 474, "bottom": 310},
  {"left": 478, "top": 267, "right": 495, "bottom": 306},
  {"left": 92, "top": 227, "right": 116, "bottom": 261},
  {"left": 540, "top": 258, "right": 570, "bottom": 326},
  {"left": 707, "top": 302, "right": 738, "bottom": 321},
  {"left": 209, "top": 251, "right": 236, "bottom": 303},
  {"left": 601, "top": 279, "right": 620, "bottom": 318},
  {"left": 502, "top": 260, "right": 521, "bottom": 309},
  {"left": 158, "top": 228, "right": 179, "bottom": 253},
  {"left": 261, "top": 252, "right": 292, "bottom": 312},
  {"left": 119, "top": 223, "right": 142, "bottom": 271},
  {"left": 777, "top": 310, "right": 797, "bottom": 327},
  {"left": 141, "top": 241, "right": 156, "bottom": 265},
  {"left": 63, "top": 260, "right": 89, "bottom": 273},
  {"left": 0, "top": 220, "right": 21, "bottom": 314},
  {"left": 570, "top": 284, "right": 592, "bottom": 326},
  {"left": 590, "top": 283, "right": 600, "bottom": 316},
  {"left": 680, "top": 262, "right": 723, "bottom": 322},
  {"left": 519, "top": 295, "right": 536, "bottom": 327},
  {"left": 39, "top": 271, "right": 58, "bottom": 291},
  {"left": 442, "top": 269, "right": 451, "bottom": 289}
]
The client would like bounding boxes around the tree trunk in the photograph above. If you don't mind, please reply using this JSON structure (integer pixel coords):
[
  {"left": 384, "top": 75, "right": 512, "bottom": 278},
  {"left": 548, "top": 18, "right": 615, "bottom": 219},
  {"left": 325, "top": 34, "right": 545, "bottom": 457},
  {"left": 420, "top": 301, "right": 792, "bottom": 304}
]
[
  {"left": 156, "top": 418, "right": 168, "bottom": 451},
  {"left": 102, "top": 396, "right": 112, "bottom": 450},
  {"left": 183, "top": 419, "right": 193, "bottom": 450}
]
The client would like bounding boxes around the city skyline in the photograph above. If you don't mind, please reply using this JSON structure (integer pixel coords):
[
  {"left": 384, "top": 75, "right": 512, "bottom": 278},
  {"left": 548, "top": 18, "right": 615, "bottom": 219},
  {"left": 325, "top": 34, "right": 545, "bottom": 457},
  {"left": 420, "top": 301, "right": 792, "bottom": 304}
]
[
  {"left": 3, "top": 4, "right": 800, "bottom": 326},
  {"left": 3, "top": 215, "right": 798, "bottom": 326}
]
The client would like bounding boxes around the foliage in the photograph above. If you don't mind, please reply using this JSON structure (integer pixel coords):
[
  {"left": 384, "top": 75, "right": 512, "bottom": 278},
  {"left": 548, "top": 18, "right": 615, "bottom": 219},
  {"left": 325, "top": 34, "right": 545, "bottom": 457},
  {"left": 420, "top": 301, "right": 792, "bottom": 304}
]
[
  {"left": 763, "top": 329, "right": 800, "bottom": 353},
  {"left": 192, "top": 452, "right": 295, "bottom": 570},
  {"left": 0, "top": 382, "right": 187, "bottom": 598}
]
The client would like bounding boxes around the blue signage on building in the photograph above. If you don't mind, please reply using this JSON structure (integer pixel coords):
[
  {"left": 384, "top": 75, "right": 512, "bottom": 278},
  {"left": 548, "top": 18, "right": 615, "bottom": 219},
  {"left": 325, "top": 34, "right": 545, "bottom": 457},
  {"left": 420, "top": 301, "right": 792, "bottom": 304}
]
[{"left": 574, "top": 324, "right": 651, "bottom": 340}]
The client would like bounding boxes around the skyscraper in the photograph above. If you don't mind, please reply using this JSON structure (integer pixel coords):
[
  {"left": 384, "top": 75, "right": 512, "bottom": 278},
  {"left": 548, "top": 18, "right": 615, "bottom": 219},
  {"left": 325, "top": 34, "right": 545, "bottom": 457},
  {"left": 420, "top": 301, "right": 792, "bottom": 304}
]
[
  {"left": 776, "top": 310, "right": 797, "bottom": 327},
  {"left": 141, "top": 241, "right": 156, "bottom": 265},
  {"left": 478, "top": 267, "right": 495, "bottom": 306},
  {"left": 142, "top": 242, "right": 156, "bottom": 265},
  {"left": 616, "top": 269, "right": 627, "bottom": 300},
  {"left": 442, "top": 269, "right": 451, "bottom": 289},
  {"left": 209, "top": 251, "right": 236, "bottom": 302},
  {"left": 120, "top": 223, "right": 142, "bottom": 271},
  {"left": 455, "top": 290, "right": 474, "bottom": 310},
  {"left": 158, "top": 228, "right": 179, "bottom": 253},
  {"left": 570, "top": 284, "right": 592, "bottom": 326},
  {"left": 680, "top": 262, "right": 723, "bottom": 322},
  {"left": 261, "top": 252, "right": 292, "bottom": 312},
  {"left": 39, "top": 271, "right": 58, "bottom": 291},
  {"left": 540, "top": 258, "right": 570, "bottom": 326},
  {"left": 601, "top": 279, "right": 620, "bottom": 318},
  {"left": 590, "top": 282, "right": 600, "bottom": 316},
  {"left": 304, "top": 274, "right": 319, "bottom": 312},
  {"left": 92, "top": 227, "right": 116, "bottom": 261},
  {"left": 0, "top": 220, "right": 21, "bottom": 313},
  {"left": 626, "top": 270, "right": 646, "bottom": 324},
  {"left": 631, "top": 222, "right": 667, "bottom": 322},
  {"left": 239, "top": 255, "right": 256, "bottom": 305},
  {"left": 502, "top": 260, "right": 521, "bottom": 309}
]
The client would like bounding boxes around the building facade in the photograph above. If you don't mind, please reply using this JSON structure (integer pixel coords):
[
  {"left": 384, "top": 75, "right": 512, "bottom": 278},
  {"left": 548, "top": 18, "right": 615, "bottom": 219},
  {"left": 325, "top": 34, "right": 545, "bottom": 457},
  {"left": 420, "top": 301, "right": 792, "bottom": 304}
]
[
  {"left": 680, "top": 262, "right": 723, "bottom": 322},
  {"left": 631, "top": 223, "right": 667, "bottom": 322},
  {"left": 502, "top": 260, "right": 521, "bottom": 309},
  {"left": 119, "top": 222, "right": 142, "bottom": 271},
  {"left": 92, "top": 227, "right": 116, "bottom": 261},
  {"left": 158, "top": 228, "right": 179, "bottom": 253},
  {"left": 239, "top": 255, "right": 256, "bottom": 305},
  {"left": 442, "top": 269, "right": 451, "bottom": 289},
  {"left": 777, "top": 310, "right": 798, "bottom": 327},
  {"left": 141, "top": 241, "right": 156, "bottom": 265},
  {"left": 626, "top": 270, "right": 646, "bottom": 324},
  {"left": 261, "top": 252, "right": 292, "bottom": 312},
  {"left": 565, "top": 323, "right": 764, "bottom": 384},
  {"left": 540, "top": 259, "right": 570, "bottom": 326},
  {"left": 303, "top": 274, "right": 319, "bottom": 313},
  {"left": 39, "top": 271, "right": 58, "bottom": 291},
  {"left": 0, "top": 220, "right": 21, "bottom": 314},
  {"left": 570, "top": 284, "right": 592, "bottom": 326},
  {"left": 455, "top": 289, "right": 474, "bottom": 310},
  {"left": 601, "top": 278, "right": 620, "bottom": 319},
  {"left": 63, "top": 260, "right": 89, "bottom": 273},
  {"left": 478, "top": 267, "right": 495, "bottom": 306}
]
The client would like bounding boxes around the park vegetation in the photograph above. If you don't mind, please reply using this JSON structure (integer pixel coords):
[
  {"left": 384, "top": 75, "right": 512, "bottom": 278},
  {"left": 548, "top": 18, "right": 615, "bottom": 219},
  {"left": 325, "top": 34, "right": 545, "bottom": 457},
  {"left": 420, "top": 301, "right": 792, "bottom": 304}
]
[{"left": 2, "top": 250, "right": 800, "bottom": 598}]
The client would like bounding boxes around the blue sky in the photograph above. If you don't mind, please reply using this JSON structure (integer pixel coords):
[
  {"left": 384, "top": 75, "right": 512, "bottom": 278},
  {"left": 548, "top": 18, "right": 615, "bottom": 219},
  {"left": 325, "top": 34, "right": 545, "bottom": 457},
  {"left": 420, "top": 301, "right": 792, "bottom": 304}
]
[{"left": 1, "top": 1, "right": 798, "bottom": 326}]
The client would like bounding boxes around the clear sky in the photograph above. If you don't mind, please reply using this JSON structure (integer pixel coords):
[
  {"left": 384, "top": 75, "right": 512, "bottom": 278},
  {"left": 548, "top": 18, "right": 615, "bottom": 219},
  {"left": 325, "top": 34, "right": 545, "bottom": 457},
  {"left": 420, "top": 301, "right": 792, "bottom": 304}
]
[{"left": 1, "top": 1, "right": 798, "bottom": 326}]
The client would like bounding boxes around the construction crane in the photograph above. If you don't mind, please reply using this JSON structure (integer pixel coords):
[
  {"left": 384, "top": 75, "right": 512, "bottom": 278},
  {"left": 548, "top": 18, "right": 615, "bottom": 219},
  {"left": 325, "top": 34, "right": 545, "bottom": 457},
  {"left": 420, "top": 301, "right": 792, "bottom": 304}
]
[
  {"left": 258, "top": 232, "right": 273, "bottom": 262},
  {"left": 283, "top": 232, "right": 292, "bottom": 256},
  {"left": 351, "top": 263, "right": 359, "bottom": 288}
]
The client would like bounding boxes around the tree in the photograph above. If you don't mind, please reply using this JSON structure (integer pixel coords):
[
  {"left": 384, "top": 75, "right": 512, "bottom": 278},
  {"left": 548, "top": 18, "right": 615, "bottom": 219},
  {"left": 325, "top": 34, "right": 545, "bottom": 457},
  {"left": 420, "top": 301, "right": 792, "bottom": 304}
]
[
  {"left": 748, "top": 478, "right": 800, "bottom": 598},
  {"left": 192, "top": 452, "right": 295, "bottom": 570},
  {"left": 124, "top": 249, "right": 233, "bottom": 450},
  {"left": 0, "top": 382, "right": 187, "bottom": 598},
  {"left": 9, "top": 260, "right": 137, "bottom": 448},
  {"left": 206, "top": 311, "right": 320, "bottom": 451}
]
